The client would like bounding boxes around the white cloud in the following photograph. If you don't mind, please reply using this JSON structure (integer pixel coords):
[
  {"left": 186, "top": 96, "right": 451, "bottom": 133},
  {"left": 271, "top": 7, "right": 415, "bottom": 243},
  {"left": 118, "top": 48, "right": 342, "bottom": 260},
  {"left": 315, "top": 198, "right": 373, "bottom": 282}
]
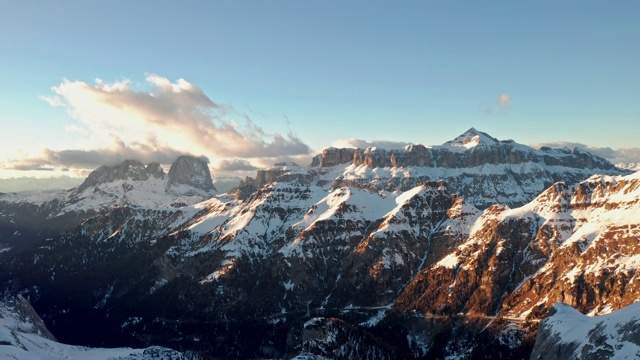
[
  {"left": 44, "top": 75, "right": 309, "bottom": 158},
  {"left": 8, "top": 75, "right": 311, "bottom": 173},
  {"left": 485, "top": 93, "right": 513, "bottom": 114},
  {"left": 497, "top": 93, "right": 512, "bottom": 111}
]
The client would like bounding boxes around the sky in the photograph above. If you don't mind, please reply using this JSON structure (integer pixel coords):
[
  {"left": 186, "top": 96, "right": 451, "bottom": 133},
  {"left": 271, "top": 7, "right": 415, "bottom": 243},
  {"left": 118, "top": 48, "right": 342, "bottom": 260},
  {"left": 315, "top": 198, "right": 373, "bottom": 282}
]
[{"left": 1, "top": 1, "right": 639, "bottom": 188}]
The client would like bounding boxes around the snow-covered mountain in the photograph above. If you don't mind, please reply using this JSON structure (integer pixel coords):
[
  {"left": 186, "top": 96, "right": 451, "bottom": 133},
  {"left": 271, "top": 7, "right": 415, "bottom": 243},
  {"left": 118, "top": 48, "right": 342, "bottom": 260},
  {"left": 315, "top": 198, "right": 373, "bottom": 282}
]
[
  {"left": 531, "top": 302, "right": 640, "bottom": 360},
  {"left": 0, "top": 296, "right": 187, "bottom": 359},
  {"left": 0, "top": 129, "right": 638, "bottom": 359},
  {"left": 297, "top": 128, "right": 629, "bottom": 208},
  {"left": 3, "top": 156, "right": 216, "bottom": 213},
  {"left": 0, "top": 155, "right": 216, "bottom": 262},
  {"left": 616, "top": 162, "right": 640, "bottom": 172}
]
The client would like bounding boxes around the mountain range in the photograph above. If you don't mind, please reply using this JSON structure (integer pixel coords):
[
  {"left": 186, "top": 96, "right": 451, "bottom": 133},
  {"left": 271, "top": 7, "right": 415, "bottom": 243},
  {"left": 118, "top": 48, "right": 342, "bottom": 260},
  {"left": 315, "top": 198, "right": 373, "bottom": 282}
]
[{"left": 0, "top": 128, "right": 638, "bottom": 359}]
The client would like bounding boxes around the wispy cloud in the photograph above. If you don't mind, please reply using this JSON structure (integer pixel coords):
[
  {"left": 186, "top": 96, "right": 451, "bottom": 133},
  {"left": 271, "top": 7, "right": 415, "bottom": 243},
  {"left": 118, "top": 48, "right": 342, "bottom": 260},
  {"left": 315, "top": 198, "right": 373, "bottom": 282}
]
[
  {"left": 497, "top": 93, "right": 512, "bottom": 111},
  {"left": 214, "top": 159, "right": 259, "bottom": 171},
  {"left": 9, "top": 75, "right": 311, "bottom": 173},
  {"left": 486, "top": 93, "right": 513, "bottom": 115}
]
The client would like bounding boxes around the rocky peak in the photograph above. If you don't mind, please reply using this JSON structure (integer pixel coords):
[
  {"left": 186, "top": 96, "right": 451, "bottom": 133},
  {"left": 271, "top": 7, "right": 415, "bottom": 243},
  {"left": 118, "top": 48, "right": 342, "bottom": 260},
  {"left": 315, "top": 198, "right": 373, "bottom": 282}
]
[
  {"left": 77, "top": 159, "right": 166, "bottom": 191},
  {"left": 145, "top": 162, "right": 165, "bottom": 179},
  {"left": 443, "top": 127, "right": 500, "bottom": 149},
  {"left": 166, "top": 155, "right": 216, "bottom": 193}
]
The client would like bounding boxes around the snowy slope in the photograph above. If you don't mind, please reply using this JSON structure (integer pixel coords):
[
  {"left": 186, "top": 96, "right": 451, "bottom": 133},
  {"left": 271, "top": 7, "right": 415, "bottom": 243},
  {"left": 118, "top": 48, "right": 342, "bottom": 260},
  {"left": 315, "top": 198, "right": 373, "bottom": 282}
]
[
  {"left": 0, "top": 297, "right": 186, "bottom": 360},
  {"left": 531, "top": 302, "right": 640, "bottom": 360}
]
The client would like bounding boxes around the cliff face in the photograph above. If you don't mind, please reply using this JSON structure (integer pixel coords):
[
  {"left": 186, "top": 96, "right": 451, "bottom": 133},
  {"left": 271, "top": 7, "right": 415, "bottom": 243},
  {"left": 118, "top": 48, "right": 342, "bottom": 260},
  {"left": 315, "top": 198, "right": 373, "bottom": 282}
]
[
  {"left": 310, "top": 148, "right": 357, "bottom": 167},
  {"left": 77, "top": 160, "right": 165, "bottom": 192},
  {"left": 311, "top": 129, "right": 617, "bottom": 171},
  {"left": 305, "top": 128, "right": 630, "bottom": 209},
  {"left": 166, "top": 155, "right": 216, "bottom": 193}
]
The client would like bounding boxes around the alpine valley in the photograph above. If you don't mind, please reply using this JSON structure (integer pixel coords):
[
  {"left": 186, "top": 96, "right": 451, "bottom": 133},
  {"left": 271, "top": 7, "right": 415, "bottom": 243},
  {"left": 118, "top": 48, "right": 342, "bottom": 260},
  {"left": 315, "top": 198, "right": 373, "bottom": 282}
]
[{"left": 2, "top": 128, "right": 640, "bottom": 359}]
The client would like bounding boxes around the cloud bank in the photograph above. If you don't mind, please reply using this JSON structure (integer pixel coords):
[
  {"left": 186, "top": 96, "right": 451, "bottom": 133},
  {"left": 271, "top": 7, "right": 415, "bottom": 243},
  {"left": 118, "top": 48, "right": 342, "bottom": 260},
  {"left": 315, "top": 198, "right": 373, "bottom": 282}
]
[
  {"left": 214, "top": 159, "right": 259, "bottom": 172},
  {"left": 11, "top": 75, "right": 311, "bottom": 173}
]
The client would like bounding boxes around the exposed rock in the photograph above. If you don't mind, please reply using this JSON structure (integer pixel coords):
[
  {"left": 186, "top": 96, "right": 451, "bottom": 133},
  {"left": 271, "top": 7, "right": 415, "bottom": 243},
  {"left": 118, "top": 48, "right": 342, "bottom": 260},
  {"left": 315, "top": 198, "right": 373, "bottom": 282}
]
[
  {"left": 309, "top": 128, "right": 628, "bottom": 208},
  {"left": 0, "top": 156, "right": 216, "bottom": 262},
  {"left": 233, "top": 176, "right": 258, "bottom": 200},
  {"left": 166, "top": 155, "right": 216, "bottom": 193},
  {"left": 255, "top": 163, "right": 316, "bottom": 188},
  {"left": 1, "top": 295, "right": 57, "bottom": 341},
  {"left": 77, "top": 160, "right": 165, "bottom": 192},
  {"left": 311, "top": 128, "right": 620, "bottom": 171},
  {"left": 310, "top": 148, "right": 356, "bottom": 167}
]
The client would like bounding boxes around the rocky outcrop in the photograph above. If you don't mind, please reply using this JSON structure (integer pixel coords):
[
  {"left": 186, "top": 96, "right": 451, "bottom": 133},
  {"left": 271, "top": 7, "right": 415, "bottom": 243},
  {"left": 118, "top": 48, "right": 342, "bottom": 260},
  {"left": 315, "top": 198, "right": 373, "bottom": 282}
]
[
  {"left": 310, "top": 148, "right": 356, "bottom": 167},
  {"left": 253, "top": 162, "right": 317, "bottom": 189},
  {"left": 233, "top": 176, "right": 258, "bottom": 200},
  {"left": 77, "top": 160, "right": 165, "bottom": 192},
  {"left": 1, "top": 295, "right": 57, "bottom": 342},
  {"left": 166, "top": 155, "right": 216, "bottom": 193}
]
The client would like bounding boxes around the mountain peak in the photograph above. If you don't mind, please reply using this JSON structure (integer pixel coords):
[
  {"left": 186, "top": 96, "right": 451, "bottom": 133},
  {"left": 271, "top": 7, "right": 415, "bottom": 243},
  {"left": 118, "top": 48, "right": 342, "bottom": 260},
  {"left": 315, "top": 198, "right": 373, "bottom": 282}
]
[
  {"left": 166, "top": 155, "right": 216, "bottom": 194},
  {"left": 444, "top": 127, "right": 499, "bottom": 149},
  {"left": 77, "top": 159, "right": 165, "bottom": 191}
]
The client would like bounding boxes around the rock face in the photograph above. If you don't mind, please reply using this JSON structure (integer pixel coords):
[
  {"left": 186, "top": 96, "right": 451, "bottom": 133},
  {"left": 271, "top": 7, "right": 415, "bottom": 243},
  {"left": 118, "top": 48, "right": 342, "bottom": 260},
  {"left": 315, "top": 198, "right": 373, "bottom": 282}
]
[
  {"left": 397, "top": 172, "right": 640, "bottom": 320},
  {"left": 77, "top": 160, "right": 165, "bottom": 192},
  {"left": 531, "top": 302, "right": 640, "bottom": 360},
  {"left": 302, "top": 128, "right": 629, "bottom": 209},
  {"left": 1, "top": 295, "right": 57, "bottom": 342},
  {"left": 166, "top": 155, "right": 216, "bottom": 193},
  {"left": 312, "top": 128, "right": 618, "bottom": 171},
  {"left": 254, "top": 163, "right": 315, "bottom": 188},
  {"left": 310, "top": 148, "right": 357, "bottom": 167}
]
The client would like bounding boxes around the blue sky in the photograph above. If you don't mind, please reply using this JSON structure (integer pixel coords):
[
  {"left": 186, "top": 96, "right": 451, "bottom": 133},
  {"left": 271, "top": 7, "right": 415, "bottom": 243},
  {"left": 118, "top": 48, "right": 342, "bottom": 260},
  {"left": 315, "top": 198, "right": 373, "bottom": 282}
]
[{"left": 1, "top": 1, "right": 639, "bottom": 180}]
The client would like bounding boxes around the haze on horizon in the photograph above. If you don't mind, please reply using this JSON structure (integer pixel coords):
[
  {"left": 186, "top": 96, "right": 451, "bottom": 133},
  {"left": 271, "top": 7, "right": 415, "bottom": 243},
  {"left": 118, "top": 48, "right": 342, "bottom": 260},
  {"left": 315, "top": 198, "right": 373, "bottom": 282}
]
[{"left": 1, "top": 1, "right": 639, "bottom": 191}]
